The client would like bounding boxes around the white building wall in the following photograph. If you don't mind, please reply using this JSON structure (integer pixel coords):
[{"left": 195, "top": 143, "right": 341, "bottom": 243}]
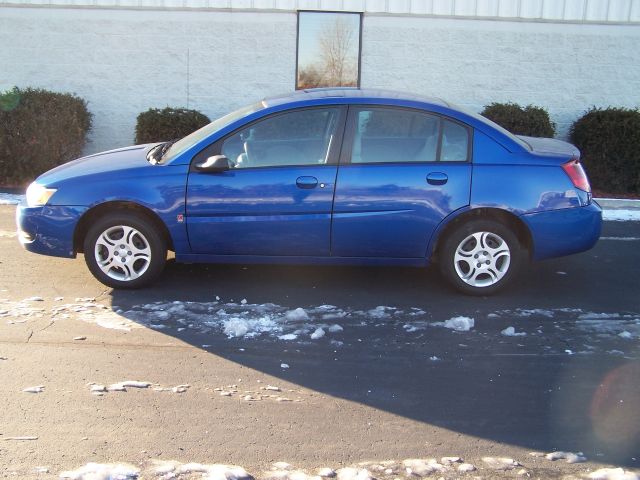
[
  {"left": 0, "top": 4, "right": 639, "bottom": 153},
  {"left": 0, "top": 7, "right": 296, "bottom": 153},
  {"left": 361, "top": 15, "right": 640, "bottom": 138}
]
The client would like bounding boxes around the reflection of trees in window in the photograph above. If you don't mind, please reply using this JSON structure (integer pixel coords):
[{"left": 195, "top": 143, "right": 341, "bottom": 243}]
[{"left": 297, "top": 14, "right": 360, "bottom": 89}]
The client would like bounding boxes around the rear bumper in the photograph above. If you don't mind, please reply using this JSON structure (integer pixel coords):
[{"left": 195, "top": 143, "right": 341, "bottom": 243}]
[
  {"left": 522, "top": 201, "right": 602, "bottom": 261},
  {"left": 16, "top": 203, "right": 87, "bottom": 258}
]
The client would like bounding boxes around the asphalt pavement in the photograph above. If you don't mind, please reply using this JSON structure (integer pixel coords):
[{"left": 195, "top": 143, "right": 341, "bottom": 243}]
[{"left": 0, "top": 204, "right": 638, "bottom": 479}]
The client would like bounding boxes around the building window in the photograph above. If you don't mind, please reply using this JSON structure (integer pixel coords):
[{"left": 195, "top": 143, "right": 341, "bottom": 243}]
[{"left": 296, "top": 11, "right": 362, "bottom": 90}]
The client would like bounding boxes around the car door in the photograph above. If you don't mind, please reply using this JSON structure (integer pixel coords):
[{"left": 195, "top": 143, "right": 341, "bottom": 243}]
[
  {"left": 331, "top": 106, "right": 472, "bottom": 258},
  {"left": 186, "top": 106, "right": 346, "bottom": 256}
]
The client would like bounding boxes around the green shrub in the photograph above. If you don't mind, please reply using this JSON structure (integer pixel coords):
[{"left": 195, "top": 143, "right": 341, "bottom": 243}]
[
  {"left": 570, "top": 107, "right": 640, "bottom": 195},
  {"left": 481, "top": 102, "right": 556, "bottom": 137},
  {"left": 0, "top": 87, "right": 92, "bottom": 186},
  {"left": 135, "top": 107, "right": 210, "bottom": 144}
]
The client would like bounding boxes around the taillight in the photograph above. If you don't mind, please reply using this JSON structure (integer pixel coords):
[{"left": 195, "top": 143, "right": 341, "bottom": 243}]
[{"left": 562, "top": 159, "right": 591, "bottom": 192}]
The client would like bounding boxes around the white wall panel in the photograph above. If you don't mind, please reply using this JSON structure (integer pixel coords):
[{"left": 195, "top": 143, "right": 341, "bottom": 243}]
[{"left": 1, "top": 0, "right": 637, "bottom": 22}]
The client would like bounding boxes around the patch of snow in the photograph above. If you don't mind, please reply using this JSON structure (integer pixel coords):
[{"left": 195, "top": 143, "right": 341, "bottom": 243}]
[
  {"left": 285, "top": 308, "right": 309, "bottom": 321},
  {"left": 23, "top": 385, "right": 44, "bottom": 393},
  {"left": 73, "top": 336, "right": 87, "bottom": 341},
  {"left": 440, "top": 457, "right": 461, "bottom": 465},
  {"left": 439, "top": 316, "right": 474, "bottom": 332},
  {"left": 501, "top": 326, "right": 526, "bottom": 337},
  {"left": 152, "top": 461, "right": 251, "bottom": 480},
  {"left": 107, "top": 381, "right": 151, "bottom": 391},
  {"left": 278, "top": 334, "right": 298, "bottom": 341},
  {"left": 59, "top": 462, "right": 139, "bottom": 479},
  {"left": 280, "top": 363, "right": 290, "bottom": 369},
  {"left": 556, "top": 271, "right": 567, "bottom": 275},
  {"left": 336, "top": 467, "right": 374, "bottom": 480},
  {"left": 402, "top": 459, "right": 444, "bottom": 476},
  {"left": 429, "top": 356, "right": 440, "bottom": 361},
  {"left": 588, "top": 468, "right": 639, "bottom": 480},
  {"left": 311, "top": 328, "right": 325, "bottom": 340},
  {"left": 318, "top": 468, "right": 336, "bottom": 477},
  {"left": 515, "top": 308, "right": 555, "bottom": 317},
  {"left": 619, "top": 331, "right": 633, "bottom": 339},
  {"left": 25, "top": 296, "right": 44, "bottom": 302},
  {"left": 603, "top": 209, "right": 640, "bottom": 222},
  {"left": 545, "top": 451, "right": 586, "bottom": 463},
  {"left": 0, "top": 193, "right": 24, "bottom": 205},
  {"left": 481, "top": 457, "right": 520, "bottom": 470},
  {"left": 457, "top": 463, "right": 476, "bottom": 472},
  {"left": 367, "top": 306, "right": 395, "bottom": 319},
  {"left": 328, "top": 324, "right": 343, "bottom": 333}
]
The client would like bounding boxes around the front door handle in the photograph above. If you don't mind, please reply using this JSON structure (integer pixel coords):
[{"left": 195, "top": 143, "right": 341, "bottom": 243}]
[
  {"left": 426, "top": 172, "right": 448, "bottom": 186},
  {"left": 296, "top": 176, "right": 318, "bottom": 189}
]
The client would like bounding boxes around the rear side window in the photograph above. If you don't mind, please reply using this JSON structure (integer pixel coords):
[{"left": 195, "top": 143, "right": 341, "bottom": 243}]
[
  {"left": 351, "top": 109, "right": 440, "bottom": 163},
  {"left": 349, "top": 108, "right": 470, "bottom": 163},
  {"left": 441, "top": 119, "right": 470, "bottom": 162}
]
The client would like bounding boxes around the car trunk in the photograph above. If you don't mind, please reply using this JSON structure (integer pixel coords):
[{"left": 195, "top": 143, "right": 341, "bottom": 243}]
[{"left": 517, "top": 135, "right": 580, "bottom": 158}]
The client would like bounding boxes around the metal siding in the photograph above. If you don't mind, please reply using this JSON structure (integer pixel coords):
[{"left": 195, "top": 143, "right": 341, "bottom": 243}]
[{"left": 0, "top": 0, "right": 637, "bottom": 22}]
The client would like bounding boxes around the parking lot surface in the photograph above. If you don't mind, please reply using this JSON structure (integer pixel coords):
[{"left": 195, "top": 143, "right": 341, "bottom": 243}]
[{"left": 0, "top": 205, "right": 638, "bottom": 479}]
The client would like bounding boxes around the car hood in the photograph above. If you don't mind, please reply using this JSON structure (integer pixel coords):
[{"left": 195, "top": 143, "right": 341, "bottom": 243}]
[
  {"left": 36, "top": 144, "right": 156, "bottom": 187},
  {"left": 517, "top": 136, "right": 580, "bottom": 158}
]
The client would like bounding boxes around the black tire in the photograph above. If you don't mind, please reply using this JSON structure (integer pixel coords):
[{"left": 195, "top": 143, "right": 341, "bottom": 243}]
[
  {"left": 438, "top": 219, "right": 523, "bottom": 295},
  {"left": 83, "top": 212, "right": 167, "bottom": 289}
]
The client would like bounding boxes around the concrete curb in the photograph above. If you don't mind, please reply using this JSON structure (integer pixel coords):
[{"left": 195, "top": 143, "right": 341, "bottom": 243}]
[{"left": 594, "top": 198, "right": 640, "bottom": 210}]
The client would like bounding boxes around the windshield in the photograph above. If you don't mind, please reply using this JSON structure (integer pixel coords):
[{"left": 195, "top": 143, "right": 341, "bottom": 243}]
[{"left": 161, "top": 101, "right": 265, "bottom": 163}]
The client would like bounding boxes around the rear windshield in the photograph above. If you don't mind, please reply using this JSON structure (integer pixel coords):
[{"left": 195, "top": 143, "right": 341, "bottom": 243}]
[{"left": 453, "top": 104, "right": 532, "bottom": 151}]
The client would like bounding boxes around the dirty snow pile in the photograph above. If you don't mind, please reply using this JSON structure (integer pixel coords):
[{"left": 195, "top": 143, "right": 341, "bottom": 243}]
[
  {"left": 59, "top": 462, "right": 139, "bottom": 479},
  {"left": 152, "top": 460, "right": 252, "bottom": 480},
  {"left": 602, "top": 209, "right": 640, "bottom": 222},
  {"left": 588, "top": 468, "right": 639, "bottom": 480},
  {"left": 0, "top": 193, "right": 23, "bottom": 205},
  {"left": 434, "top": 316, "right": 475, "bottom": 332},
  {"left": 544, "top": 451, "right": 586, "bottom": 463}
]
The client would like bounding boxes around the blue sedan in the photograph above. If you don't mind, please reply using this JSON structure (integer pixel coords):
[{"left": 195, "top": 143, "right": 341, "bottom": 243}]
[{"left": 16, "top": 89, "right": 602, "bottom": 294}]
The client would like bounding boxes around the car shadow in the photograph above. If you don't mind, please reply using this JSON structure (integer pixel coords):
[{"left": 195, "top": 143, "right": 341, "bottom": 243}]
[{"left": 109, "top": 244, "right": 640, "bottom": 467}]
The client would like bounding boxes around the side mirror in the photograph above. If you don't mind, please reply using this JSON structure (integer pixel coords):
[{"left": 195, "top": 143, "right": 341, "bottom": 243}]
[{"left": 195, "top": 155, "right": 231, "bottom": 172}]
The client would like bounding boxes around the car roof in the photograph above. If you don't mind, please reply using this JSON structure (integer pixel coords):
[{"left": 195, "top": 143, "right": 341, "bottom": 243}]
[{"left": 263, "top": 88, "right": 450, "bottom": 109}]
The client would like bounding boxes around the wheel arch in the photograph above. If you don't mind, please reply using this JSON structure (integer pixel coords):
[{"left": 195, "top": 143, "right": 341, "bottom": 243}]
[
  {"left": 73, "top": 201, "right": 175, "bottom": 254},
  {"left": 429, "top": 207, "right": 533, "bottom": 262}
]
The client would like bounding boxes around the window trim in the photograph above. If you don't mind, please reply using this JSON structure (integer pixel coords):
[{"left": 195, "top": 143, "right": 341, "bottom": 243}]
[
  {"left": 190, "top": 106, "right": 348, "bottom": 172},
  {"left": 339, "top": 105, "right": 474, "bottom": 166},
  {"left": 295, "top": 10, "right": 363, "bottom": 90}
]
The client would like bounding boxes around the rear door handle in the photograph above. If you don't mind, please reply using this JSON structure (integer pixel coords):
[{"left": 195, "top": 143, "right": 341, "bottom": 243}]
[
  {"left": 296, "top": 176, "right": 318, "bottom": 189},
  {"left": 426, "top": 172, "right": 448, "bottom": 185}
]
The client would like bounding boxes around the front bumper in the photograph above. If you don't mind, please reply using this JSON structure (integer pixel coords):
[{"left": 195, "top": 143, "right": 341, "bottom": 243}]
[
  {"left": 522, "top": 201, "right": 603, "bottom": 261},
  {"left": 16, "top": 203, "right": 88, "bottom": 258}
]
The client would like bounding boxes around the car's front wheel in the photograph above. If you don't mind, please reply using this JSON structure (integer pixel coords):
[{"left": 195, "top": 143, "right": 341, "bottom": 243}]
[
  {"left": 83, "top": 212, "right": 167, "bottom": 289},
  {"left": 439, "top": 219, "right": 523, "bottom": 295}
]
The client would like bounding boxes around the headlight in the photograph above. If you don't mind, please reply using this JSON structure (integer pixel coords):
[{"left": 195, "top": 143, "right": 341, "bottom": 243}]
[{"left": 26, "top": 183, "right": 57, "bottom": 207}]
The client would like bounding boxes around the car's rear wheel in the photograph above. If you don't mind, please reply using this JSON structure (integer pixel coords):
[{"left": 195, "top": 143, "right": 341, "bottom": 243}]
[
  {"left": 439, "top": 219, "right": 522, "bottom": 295},
  {"left": 83, "top": 212, "right": 166, "bottom": 289}
]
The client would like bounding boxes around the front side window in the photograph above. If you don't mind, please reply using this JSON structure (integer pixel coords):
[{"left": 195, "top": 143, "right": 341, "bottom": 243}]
[{"left": 221, "top": 108, "right": 341, "bottom": 169}]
